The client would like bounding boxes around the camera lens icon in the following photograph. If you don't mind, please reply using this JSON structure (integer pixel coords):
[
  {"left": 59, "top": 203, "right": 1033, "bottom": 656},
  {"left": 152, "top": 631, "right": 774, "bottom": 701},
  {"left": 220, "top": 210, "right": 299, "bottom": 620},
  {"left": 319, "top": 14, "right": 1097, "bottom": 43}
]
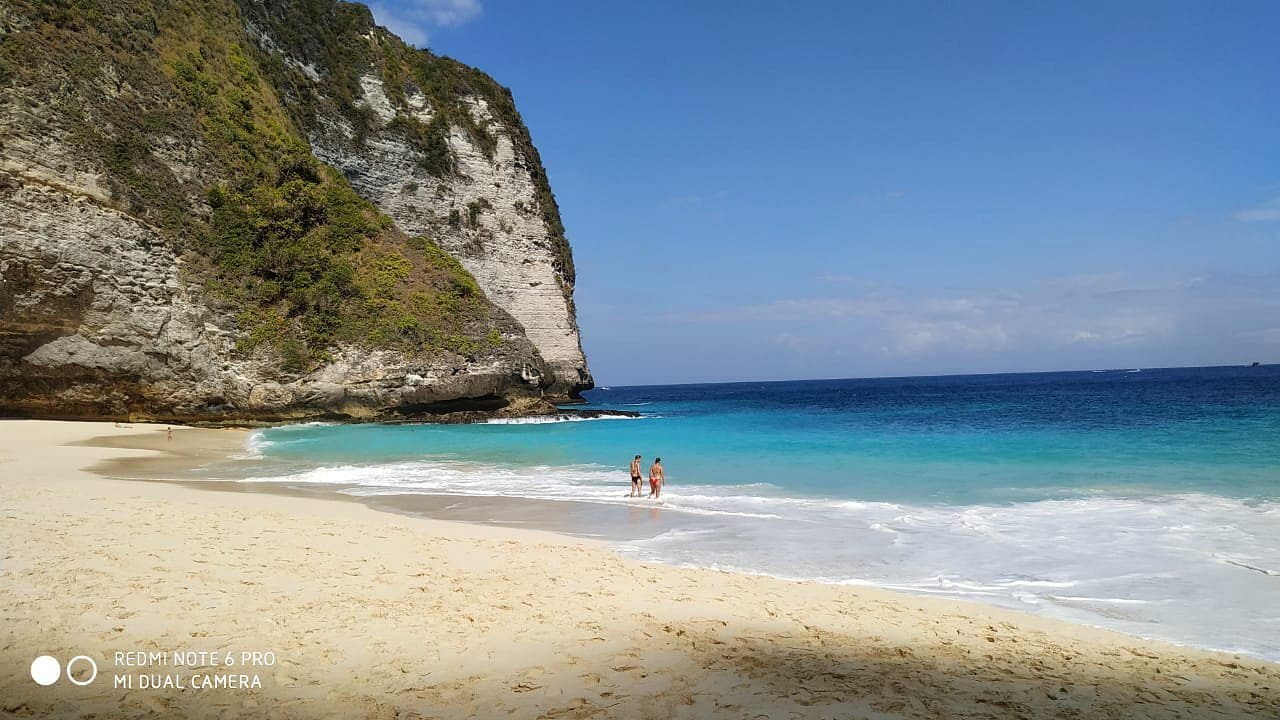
[
  {"left": 67, "top": 656, "right": 98, "bottom": 686},
  {"left": 30, "top": 656, "right": 59, "bottom": 686},
  {"left": 30, "top": 655, "right": 97, "bottom": 686}
]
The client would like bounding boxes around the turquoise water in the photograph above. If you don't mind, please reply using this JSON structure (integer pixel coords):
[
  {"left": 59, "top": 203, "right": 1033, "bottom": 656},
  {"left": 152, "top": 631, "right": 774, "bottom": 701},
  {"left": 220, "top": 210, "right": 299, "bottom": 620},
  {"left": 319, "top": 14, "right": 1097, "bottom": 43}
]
[{"left": 229, "top": 365, "right": 1280, "bottom": 660}]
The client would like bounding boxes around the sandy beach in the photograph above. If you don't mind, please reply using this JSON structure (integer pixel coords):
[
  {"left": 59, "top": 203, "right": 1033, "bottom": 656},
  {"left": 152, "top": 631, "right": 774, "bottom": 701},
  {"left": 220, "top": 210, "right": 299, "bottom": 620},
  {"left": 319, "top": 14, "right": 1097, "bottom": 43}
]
[{"left": 1, "top": 420, "right": 1277, "bottom": 719}]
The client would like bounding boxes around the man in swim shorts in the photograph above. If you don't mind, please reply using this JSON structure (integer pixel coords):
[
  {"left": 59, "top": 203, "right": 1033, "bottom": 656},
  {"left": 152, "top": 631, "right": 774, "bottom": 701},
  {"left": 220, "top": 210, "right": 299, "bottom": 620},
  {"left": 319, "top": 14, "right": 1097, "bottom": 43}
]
[
  {"left": 648, "top": 457, "right": 664, "bottom": 499},
  {"left": 629, "top": 455, "right": 643, "bottom": 497}
]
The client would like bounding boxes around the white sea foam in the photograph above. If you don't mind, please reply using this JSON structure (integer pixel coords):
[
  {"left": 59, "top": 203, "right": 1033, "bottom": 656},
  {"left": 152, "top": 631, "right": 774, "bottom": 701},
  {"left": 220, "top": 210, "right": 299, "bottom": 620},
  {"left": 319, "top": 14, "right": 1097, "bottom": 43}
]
[
  {"left": 1050, "top": 595, "right": 1152, "bottom": 605},
  {"left": 484, "top": 413, "right": 647, "bottom": 425},
  {"left": 619, "top": 491, "right": 1280, "bottom": 661},
  {"left": 229, "top": 457, "right": 1280, "bottom": 661},
  {"left": 234, "top": 430, "right": 272, "bottom": 459},
  {"left": 236, "top": 459, "right": 779, "bottom": 519},
  {"left": 236, "top": 423, "right": 339, "bottom": 458}
]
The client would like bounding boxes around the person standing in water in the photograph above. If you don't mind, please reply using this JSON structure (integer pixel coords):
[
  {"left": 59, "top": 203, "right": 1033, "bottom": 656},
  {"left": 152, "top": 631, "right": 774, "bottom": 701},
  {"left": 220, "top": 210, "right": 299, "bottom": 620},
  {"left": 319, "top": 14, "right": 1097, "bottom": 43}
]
[
  {"left": 629, "top": 455, "right": 643, "bottom": 497},
  {"left": 648, "top": 457, "right": 665, "bottom": 499}
]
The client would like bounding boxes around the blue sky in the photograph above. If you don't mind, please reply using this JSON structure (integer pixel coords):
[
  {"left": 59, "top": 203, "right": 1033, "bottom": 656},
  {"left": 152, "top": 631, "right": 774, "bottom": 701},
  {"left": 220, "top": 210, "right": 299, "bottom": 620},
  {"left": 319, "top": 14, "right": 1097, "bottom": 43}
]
[{"left": 369, "top": 0, "right": 1280, "bottom": 385}]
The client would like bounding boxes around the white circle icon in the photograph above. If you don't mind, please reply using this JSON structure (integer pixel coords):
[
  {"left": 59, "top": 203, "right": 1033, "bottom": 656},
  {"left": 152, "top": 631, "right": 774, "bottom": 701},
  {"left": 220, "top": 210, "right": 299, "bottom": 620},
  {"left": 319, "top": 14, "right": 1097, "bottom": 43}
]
[
  {"left": 30, "top": 655, "right": 60, "bottom": 686},
  {"left": 66, "top": 655, "right": 98, "bottom": 686}
]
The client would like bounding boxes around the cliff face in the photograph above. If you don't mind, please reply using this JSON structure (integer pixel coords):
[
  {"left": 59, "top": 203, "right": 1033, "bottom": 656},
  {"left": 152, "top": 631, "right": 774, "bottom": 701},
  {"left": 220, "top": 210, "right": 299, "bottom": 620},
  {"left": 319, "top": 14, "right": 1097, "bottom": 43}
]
[
  {"left": 0, "top": 0, "right": 590, "bottom": 422},
  {"left": 307, "top": 83, "right": 592, "bottom": 398},
  {"left": 234, "top": 0, "right": 591, "bottom": 396}
]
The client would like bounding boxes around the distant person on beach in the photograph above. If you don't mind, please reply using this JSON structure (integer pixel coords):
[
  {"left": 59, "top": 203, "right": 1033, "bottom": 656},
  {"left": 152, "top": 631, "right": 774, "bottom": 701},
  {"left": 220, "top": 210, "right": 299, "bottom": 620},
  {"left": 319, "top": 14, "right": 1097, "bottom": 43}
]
[
  {"left": 648, "top": 458, "right": 664, "bottom": 499},
  {"left": 629, "top": 455, "right": 643, "bottom": 497},
  {"left": 166, "top": 426, "right": 173, "bottom": 441}
]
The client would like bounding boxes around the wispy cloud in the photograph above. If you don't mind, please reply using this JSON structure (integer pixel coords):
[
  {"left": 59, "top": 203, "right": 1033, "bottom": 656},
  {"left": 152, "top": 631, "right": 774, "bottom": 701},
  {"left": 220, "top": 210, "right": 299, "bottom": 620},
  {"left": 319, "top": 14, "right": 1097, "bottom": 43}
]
[
  {"left": 663, "top": 190, "right": 729, "bottom": 209},
  {"left": 593, "top": 270, "right": 1280, "bottom": 382},
  {"left": 664, "top": 271, "right": 1280, "bottom": 362},
  {"left": 1044, "top": 272, "right": 1128, "bottom": 292},
  {"left": 849, "top": 189, "right": 908, "bottom": 206},
  {"left": 665, "top": 194, "right": 704, "bottom": 208},
  {"left": 368, "top": 0, "right": 482, "bottom": 47},
  {"left": 1233, "top": 195, "right": 1280, "bottom": 223},
  {"left": 816, "top": 273, "right": 856, "bottom": 284}
]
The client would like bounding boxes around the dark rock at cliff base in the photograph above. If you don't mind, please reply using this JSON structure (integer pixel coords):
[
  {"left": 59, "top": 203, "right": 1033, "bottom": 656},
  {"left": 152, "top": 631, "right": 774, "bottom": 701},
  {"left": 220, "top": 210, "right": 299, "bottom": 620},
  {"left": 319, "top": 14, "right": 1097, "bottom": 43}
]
[{"left": 558, "top": 408, "right": 643, "bottom": 420}]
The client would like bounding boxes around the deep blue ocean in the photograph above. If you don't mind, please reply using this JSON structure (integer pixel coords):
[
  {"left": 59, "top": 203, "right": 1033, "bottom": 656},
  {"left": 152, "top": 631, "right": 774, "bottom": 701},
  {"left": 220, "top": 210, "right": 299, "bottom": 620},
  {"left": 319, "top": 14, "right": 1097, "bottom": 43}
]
[{"left": 223, "top": 365, "right": 1280, "bottom": 660}]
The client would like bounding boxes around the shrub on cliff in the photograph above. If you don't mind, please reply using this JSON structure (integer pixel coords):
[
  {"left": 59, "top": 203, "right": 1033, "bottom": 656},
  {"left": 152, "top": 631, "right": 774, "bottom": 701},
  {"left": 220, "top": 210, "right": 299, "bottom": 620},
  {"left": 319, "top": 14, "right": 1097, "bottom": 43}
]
[{"left": 0, "top": 0, "right": 503, "bottom": 374}]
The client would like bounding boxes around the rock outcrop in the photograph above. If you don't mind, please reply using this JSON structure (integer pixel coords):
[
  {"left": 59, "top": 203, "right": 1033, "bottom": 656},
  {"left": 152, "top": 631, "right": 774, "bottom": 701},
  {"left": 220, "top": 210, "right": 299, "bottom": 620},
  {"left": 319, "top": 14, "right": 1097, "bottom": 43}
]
[
  {"left": 0, "top": 0, "right": 590, "bottom": 422},
  {"left": 307, "top": 81, "right": 592, "bottom": 397},
  {"left": 235, "top": 0, "right": 592, "bottom": 397},
  {"left": 0, "top": 169, "right": 552, "bottom": 423}
]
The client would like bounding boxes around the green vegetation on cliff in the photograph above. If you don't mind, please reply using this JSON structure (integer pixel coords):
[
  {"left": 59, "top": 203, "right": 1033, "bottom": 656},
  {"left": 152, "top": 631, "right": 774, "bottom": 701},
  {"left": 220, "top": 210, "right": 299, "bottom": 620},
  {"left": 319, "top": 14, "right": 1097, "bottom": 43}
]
[
  {"left": 0, "top": 0, "right": 503, "bottom": 373},
  {"left": 207, "top": 159, "right": 491, "bottom": 372},
  {"left": 235, "top": 0, "right": 576, "bottom": 292}
]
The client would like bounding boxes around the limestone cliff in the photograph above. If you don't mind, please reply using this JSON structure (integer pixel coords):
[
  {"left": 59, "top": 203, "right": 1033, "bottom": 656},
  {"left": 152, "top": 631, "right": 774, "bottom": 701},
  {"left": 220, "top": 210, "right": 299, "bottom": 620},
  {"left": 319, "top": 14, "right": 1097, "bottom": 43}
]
[
  {"left": 233, "top": 0, "right": 591, "bottom": 397},
  {"left": 0, "top": 0, "right": 591, "bottom": 422}
]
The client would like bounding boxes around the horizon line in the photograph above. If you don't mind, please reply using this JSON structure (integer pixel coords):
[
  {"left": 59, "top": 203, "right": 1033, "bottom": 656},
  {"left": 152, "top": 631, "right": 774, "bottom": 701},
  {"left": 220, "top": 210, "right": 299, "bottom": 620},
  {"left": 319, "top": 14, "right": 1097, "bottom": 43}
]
[{"left": 588, "top": 361, "right": 1275, "bottom": 391}]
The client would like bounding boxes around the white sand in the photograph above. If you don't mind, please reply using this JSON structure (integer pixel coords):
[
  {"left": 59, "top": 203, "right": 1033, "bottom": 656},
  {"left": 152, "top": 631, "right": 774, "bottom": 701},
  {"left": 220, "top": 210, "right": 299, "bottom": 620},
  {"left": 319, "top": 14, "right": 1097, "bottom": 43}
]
[{"left": 1, "top": 420, "right": 1277, "bottom": 719}]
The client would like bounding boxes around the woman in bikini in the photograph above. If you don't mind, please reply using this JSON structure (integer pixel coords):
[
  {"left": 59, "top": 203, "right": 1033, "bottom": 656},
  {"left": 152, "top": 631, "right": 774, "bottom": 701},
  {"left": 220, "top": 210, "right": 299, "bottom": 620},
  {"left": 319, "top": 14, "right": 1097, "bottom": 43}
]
[{"left": 648, "top": 457, "right": 664, "bottom": 499}]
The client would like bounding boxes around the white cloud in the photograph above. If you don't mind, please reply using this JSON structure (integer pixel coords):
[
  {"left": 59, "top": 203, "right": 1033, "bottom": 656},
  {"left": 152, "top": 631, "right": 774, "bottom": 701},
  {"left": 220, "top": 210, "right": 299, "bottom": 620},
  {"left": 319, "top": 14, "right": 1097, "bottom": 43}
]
[
  {"left": 659, "top": 269, "right": 1280, "bottom": 378},
  {"left": 665, "top": 194, "right": 704, "bottom": 208},
  {"left": 1233, "top": 196, "right": 1280, "bottom": 223},
  {"left": 415, "top": 0, "right": 483, "bottom": 26},
  {"left": 921, "top": 295, "right": 1020, "bottom": 315},
  {"left": 598, "top": 270, "right": 1280, "bottom": 382},
  {"left": 368, "top": 0, "right": 482, "bottom": 47},
  {"left": 1065, "top": 310, "right": 1171, "bottom": 346},
  {"left": 888, "top": 319, "right": 1010, "bottom": 355},
  {"left": 1044, "top": 272, "right": 1128, "bottom": 292},
  {"left": 765, "top": 298, "right": 895, "bottom": 318},
  {"left": 849, "top": 189, "right": 909, "bottom": 206},
  {"left": 664, "top": 190, "right": 731, "bottom": 209},
  {"left": 596, "top": 270, "right": 1280, "bottom": 382},
  {"left": 666, "top": 272, "right": 1251, "bottom": 360}
]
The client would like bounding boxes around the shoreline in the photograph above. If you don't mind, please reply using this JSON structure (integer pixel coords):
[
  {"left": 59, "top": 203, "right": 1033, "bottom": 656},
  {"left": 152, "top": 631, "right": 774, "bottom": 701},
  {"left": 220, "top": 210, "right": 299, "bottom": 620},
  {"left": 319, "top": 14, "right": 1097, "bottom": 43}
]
[
  {"left": 104, "top": 448, "right": 1278, "bottom": 666},
  {"left": 103, "top": 423, "right": 1280, "bottom": 665},
  {"left": 2, "top": 419, "right": 1278, "bottom": 718},
  {"left": 49, "top": 420, "right": 1280, "bottom": 663}
]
